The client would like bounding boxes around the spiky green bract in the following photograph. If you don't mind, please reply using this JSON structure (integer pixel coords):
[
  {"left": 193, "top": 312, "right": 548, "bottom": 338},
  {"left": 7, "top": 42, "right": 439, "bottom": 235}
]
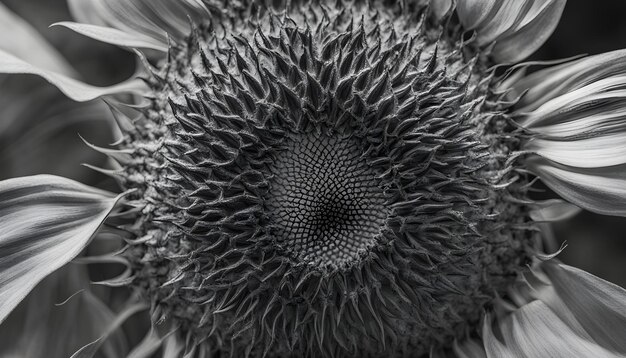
[{"left": 116, "top": 1, "right": 537, "bottom": 356}]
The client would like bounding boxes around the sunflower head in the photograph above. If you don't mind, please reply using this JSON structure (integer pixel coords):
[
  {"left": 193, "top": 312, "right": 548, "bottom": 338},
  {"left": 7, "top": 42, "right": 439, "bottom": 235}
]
[{"left": 117, "top": 1, "right": 538, "bottom": 355}]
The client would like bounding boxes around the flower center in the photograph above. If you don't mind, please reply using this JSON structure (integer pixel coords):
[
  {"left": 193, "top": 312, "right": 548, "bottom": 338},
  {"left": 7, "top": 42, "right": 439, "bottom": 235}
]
[{"left": 267, "top": 133, "right": 387, "bottom": 268}]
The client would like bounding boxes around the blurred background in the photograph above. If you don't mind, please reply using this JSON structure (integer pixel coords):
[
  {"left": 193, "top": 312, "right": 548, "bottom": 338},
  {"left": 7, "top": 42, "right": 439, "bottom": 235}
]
[{"left": 0, "top": 0, "right": 624, "bottom": 291}]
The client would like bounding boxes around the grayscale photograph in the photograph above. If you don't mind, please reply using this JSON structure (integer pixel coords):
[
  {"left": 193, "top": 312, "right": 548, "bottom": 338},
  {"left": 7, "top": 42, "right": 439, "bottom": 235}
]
[{"left": 0, "top": 0, "right": 625, "bottom": 357}]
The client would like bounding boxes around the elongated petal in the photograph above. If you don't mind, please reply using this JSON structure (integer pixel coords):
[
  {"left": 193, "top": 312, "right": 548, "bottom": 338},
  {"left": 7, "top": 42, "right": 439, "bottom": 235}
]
[
  {"left": 528, "top": 157, "right": 626, "bottom": 217},
  {"left": 0, "top": 175, "right": 122, "bottom": 325},
  {"left": 541, "top": 262, "right": 626, "bottom": 354},
  {"left": 67, "top": 0, "right": 209, "bottom": 44},
  {"left": 482, "top": 315, "right": 515, "bottom": 358},
  {"left": 0, "top": 48, "right": 146, "bottom": 101},
  {"left": 456, "top": 0, "right": 565, "bottom": 63},
  {"left": 127, "top": 329, "right": 164, "bottom": 358},
  {"left": 519, "top": 76, "right": 626, "bottom": 129},
  {"left": 162, "top": 334, "right": 185, "bottom": 358},
  {"left": 509, "top": 50, "right": 626, "bottom": 216},
  {"left": 54, "top": 22, "right": 168, "bottom": 52},
  {"left": 491, "top": 301, "right": 621, "bottom": 357},
  {"left": 491, "top": 0, "right": 566, "bottom": 63},
  {"left": 511, "top": 49, "right": 626, "bottom": 113},
  {"left": 0, "top": 3, "right": 74, "bottom": 75},
  {"left": 526, "top": 132, "right": 626, "bottom": 168},
  {"left": 456, "top": 0, "right": 499, "bottom": 30}
]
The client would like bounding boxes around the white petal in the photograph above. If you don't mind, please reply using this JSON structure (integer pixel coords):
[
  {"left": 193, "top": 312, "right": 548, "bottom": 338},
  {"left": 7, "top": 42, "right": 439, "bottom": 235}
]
[
  {"left": 54, "top": 22, "right": 168, "bottom": 52},
  {"left": 526, "top": 132, "right": 626, "bottom": 168},
  {"left": 520, "top": 76, "right": 626, "bottom": 128},
  {"left": 127, "top": 329, "right": 164, "bottom": 358},
  {"left": 67, "top": 0, "right": 209, "bottom": 43},
  {"left": 482, "top": 314, "right": 516, "bottom": 358},
  {"left": 474, "top": 1, "right": 532, "bottom": 46},
  {"left": 541, "top": 262, "right": 626, "bottom": 354},
  {"left": 528, "top": 157, "right": 626, "bottom": 217},
  {"left": 0, "top": 175, "right": 122, "bottom": 325},
  {"left": 0, "top": 48, "right": 146, "bottom": 101},
  {"left": 528, "top": 104, "right": 626, "bottom": 138},
  {"left": 492, "top": 0, "right": 566, "bottom": 63},
  {"left": 456, "top": 0, "right": 499, "bottom": 30},
  {"left": 511, "top": 49, "right": 626, "bottom": 113},
  {"left": 161, "top": 334, "right": 185, "bottom": 358},
  {"left": 0, "top": 3, "right": 74, "bottom": 75},
  {"left": 497, "top": 300, "right": 621, "bottom": 357},
  {"left": 456, "top": 0, "right": 565, "bottom": 63},
  {"left": 529, "top": 199, "right": 580, "bottom": 222}
]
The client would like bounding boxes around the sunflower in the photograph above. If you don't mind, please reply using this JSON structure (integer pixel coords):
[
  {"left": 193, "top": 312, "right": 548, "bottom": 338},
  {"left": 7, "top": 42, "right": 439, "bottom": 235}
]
[{"left": 0, "top": 0, "right": 625, "bottom": 357}]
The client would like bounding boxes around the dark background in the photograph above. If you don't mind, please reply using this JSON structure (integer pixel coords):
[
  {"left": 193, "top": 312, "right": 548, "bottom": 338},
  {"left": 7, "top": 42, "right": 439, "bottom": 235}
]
[{"left": 1, "top": 0, "right": 625, "bottom": 287}]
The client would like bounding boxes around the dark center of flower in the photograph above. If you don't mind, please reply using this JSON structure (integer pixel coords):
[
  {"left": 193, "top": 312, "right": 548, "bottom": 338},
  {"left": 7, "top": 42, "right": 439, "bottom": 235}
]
[{"left": 267, "top": 133, "right": 387, "bottom": 268}]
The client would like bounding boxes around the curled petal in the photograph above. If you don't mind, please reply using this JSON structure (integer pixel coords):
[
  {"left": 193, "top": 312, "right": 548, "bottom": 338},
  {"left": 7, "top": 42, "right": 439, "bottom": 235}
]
[
  {"left": 0, "top": 175, "right": 122, "bottom": 325},
  {"left": 528, "top": 157, "right": 626, "bottom": 217},
  {"left": 0, "top": 48, "right": 147, "bottom": 101},
  {"left": 485, "top": 300, "right": 621, "bottom": 358},
  {"left": 509, "top": 50, "right": 626, "bottom": 216},
  {"left": 126, "top": 329, "right": 164, "bottom": 358},
  {"left": 54, "top": 22, "right": 168, "bottom": 52},
  {"left": 537, "top": 262, "right": 626, "bottom": 354},
  {"left": 456, "top": 0, "right": 566, "bottom": 63},
  {"left": 518, "top": 75, "right": 626, "bottom": 129},
  {"left": 482, "top": 314, "right": 515, "bottom": 358},
  {"left": 67, "top": 0, "right": 210, "bottom": 44},
  {"left": 491, "top": 0, "right": 566, "bottom": 63},
  {"left": 456, "top": 0, "right": 499, "bottom": 30},
  {"left": 162, "top": 334, "right": 185, "bottom": 358},
  {"left": 511, "top": 49, "right": 626, "bottom": 113}
]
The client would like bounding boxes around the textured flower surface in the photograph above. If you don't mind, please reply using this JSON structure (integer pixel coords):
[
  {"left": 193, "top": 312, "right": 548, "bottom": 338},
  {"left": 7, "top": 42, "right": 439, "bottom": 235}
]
[{"left": 0, "top": 0, "right": 625, "bottom": 357}]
